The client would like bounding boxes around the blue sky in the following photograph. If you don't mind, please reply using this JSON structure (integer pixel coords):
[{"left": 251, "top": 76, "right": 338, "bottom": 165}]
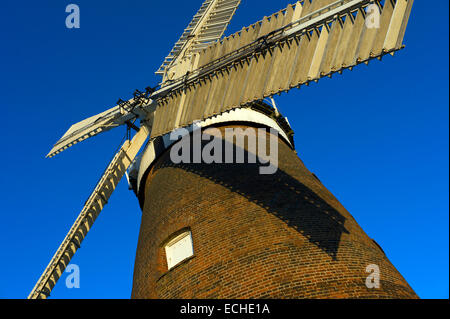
[{"left": 0, "top": 0, "right": 448, "bottom": 299}]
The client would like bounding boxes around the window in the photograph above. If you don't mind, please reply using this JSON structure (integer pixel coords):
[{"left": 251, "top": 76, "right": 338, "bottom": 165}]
[{"left": 165, "top": 230, "right": 194, "bottom": 270}]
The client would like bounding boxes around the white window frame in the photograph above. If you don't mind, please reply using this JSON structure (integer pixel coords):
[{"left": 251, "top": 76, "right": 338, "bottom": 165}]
[{"left": 164, "top": 230, "right": 194, "bottom": 270}]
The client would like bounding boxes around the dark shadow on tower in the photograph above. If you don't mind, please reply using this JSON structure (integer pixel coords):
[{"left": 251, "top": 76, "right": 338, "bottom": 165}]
[{"left": 151, "top": 127, "right": 349, "bottom": 260}]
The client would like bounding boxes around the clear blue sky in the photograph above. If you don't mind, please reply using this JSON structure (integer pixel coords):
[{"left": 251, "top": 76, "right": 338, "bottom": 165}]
[{"left": 0, "top": 1, "right": 448, "bottom": 299}]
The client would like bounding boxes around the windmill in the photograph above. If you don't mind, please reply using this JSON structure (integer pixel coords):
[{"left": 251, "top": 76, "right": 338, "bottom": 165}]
[{"left": 29, "top": 0, "right": 415, "bottom": 299}]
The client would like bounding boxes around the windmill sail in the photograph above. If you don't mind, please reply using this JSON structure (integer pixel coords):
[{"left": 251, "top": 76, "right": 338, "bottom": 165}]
[
  {"left": 156, "top": 0, "right": 241, "bottom": 77},
  {"left": 150, "top": 0, "right": 414, "bottom": 138},
  {"left": 46, "top": 96, "right": 155, "bottom": 158},
  {"left": 29, "top": 126, "right": 150, "bottom": 299}
]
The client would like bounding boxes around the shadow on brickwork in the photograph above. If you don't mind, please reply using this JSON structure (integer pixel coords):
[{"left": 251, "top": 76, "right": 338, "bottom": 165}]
[{"left": 151, "top": 129, "right": 350, "bottom": 260}]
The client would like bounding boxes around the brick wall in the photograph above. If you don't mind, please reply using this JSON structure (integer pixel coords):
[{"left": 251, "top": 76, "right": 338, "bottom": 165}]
[{"left": 131, "top": 124, "right": 418, "bottom": 299}]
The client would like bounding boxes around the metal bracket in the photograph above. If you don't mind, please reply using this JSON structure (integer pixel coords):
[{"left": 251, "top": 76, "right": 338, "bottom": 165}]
[{"left": 125, "top": 120, "right": 139, "bottom": 132}]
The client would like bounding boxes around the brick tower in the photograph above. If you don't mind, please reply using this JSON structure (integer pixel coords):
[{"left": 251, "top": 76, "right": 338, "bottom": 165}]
[{"left": 130, "top": 104, "right": 418, "bottom": 299}]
